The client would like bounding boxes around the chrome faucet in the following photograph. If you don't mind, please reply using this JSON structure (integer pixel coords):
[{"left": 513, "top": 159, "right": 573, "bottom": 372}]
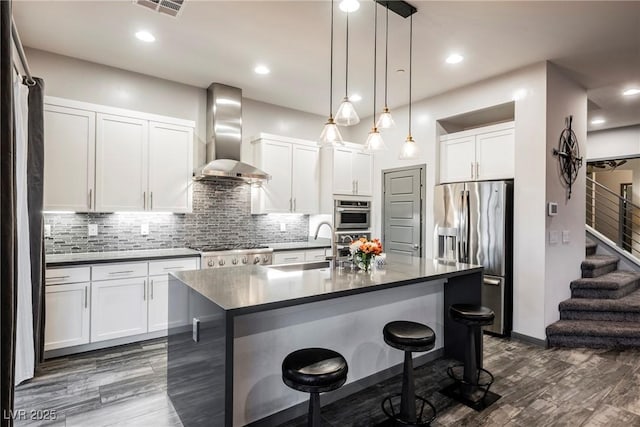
[{"left": 314, "top": 221, "right": 337, "bottom": 268}]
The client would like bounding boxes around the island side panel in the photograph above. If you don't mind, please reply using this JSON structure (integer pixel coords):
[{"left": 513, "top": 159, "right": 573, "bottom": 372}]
[
  {"left": 443, "top": 270, "right": 483, "bottom": 362},
  {"left": 167, "top": 276, "right": 231, "bottom": 427}
]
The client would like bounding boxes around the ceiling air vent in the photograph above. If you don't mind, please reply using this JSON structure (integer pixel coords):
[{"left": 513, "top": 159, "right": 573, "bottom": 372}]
[{"left": 136, "top": 0, "right": 184, "bottom": 17}]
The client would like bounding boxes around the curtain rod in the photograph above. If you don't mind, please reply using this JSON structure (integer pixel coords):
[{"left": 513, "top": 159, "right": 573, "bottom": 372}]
[{"left": 11, "top": 18, "right": 36, "bottom": 86}]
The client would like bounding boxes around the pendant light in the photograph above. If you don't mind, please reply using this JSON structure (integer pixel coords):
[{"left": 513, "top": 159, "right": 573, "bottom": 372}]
[
  {"left": 319, "top": 0, "right": 344, "bottom": 146},
  {"left": 365, "top": 1, "right": 386, "bottom": 151},
  {"left": 399, "top": 14, "right": 419, "bottom": 160},
  {"left": 339, "top": 0, "right": 360, "bottom": 13},
  {"left": 376, "top": 4, "right": 395, "bottom": 130},
  {"left": 334, "top": 9, "right": 360, "bottom": 126}
]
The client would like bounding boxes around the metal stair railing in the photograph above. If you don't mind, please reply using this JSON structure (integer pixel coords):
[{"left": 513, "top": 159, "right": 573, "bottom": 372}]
[{"left": 586, "top": 177, "right": 640, "bottom": 259}]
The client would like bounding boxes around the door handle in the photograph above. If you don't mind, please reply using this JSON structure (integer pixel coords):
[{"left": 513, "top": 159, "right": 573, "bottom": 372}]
[
  {"left": 484, "top": 277, "right": 501, "bottom": 286},
  {"left": 413, "top": 244, "right": 419, "bottom": 249}
]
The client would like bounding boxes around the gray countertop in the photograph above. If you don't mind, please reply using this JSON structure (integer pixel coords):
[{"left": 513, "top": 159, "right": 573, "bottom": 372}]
[
  {"left": 45, "top": 248, "right": 201, "bottom": 267},
  {"left": 171, "top": 256, "right": 483, "bottom": 315},
  {"left": 269, "top": 238, "right": 332, "bottom": 251}
]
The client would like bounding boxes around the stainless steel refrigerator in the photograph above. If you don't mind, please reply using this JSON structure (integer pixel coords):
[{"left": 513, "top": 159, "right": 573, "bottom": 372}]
[{"left": 434, "top": 180, "right": 513, "bottom": 336}]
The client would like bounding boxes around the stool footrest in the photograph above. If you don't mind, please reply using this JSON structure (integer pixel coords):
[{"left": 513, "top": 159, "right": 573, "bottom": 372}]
[
  {"left": 381, "top": 393, "right": 436, "bottom": 426},
  {"left": 446, "top": 365, "right": 494, "bottom": 390}
]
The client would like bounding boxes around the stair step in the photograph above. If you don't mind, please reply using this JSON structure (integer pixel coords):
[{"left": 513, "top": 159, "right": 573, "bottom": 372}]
[
  {"left": 570, "top": 270, "right": 640, "bottom": 299},
  {"left": 560, "top": 288, "right": 640, "bottom": 321},
  {"left": 546, "top": 320, "right": 640, "bottom": 348},
  {"left": 581, "top": 255, "right": 619, "bottom": 278},
  {"left": 586, "top": 239, "right": 597, "bottom": 256}
]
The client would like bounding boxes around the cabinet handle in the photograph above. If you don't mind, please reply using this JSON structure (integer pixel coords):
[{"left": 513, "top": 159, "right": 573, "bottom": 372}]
[
  {"left": 151, "top": 279, "right": 154, "bottom": 299},
  {"left": 289, "top": 198, "right": 292, "bottom": 212},
  {"left": 108, "top": 270, "right": 134, "bottom": 275},
  {"left": 48, "top": 275, "right": 71, "bottom": 280},
  {"left": 293, "top": 198, "right": 296, "bottom": 212},
  {"left": 143, "top": 191, "right": 146, "bottom": 210},
  {"left": 143, "top": 280, "right": 146, "bottom": 300},
  {"left": 353, "top": 180, "right": 356, "bottom": 194},
  {"left": 356, "top": 181, "right": 359, "bottom": 194},
  {"left": 88, "top": 189, "right": 92, "bottom": 210},
  {"left": 284, "top": 257, "right": 299, "bottom": 260},
  {"left": 163, "top": 266, "right": 184, "bottom": 270},
  {"left": 150, "top": 192, "right": 153, "bottom": 210},
  {"left": 84, "top": 286, "right": 88, "bottom": 308},
  {"left": 471, "top": 162, "right": 474, "bottom": 179},
  {"left": 475, "top": 162, "right": 479, "bottom": 178}
]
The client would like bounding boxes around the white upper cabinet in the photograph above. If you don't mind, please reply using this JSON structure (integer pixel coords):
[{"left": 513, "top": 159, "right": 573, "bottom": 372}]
[
  {"left": 148, "top": 122, "right": 193, "bottom": 212},
  {"left": 43, "top": 105, "right": 95, "bottom": 211},
  {"left": 440, "top": 121, "right": 515, "bottom": 183},
  {"left": 320, "top": 144, "right": 373, "bottom": 199},
  {"left": 332, "top": 148, "right": 355, "bottom": 195},
  {"left": 251, "top": 134, "right": 319, "bottom": 214},
  {"left": 96, "top": 114, "right": 148, "bottom": 212},
  {"left": 43, "top": 97, "right": 194, "bottom": 213},
  {"left": 352, "top": 151, "right": 373, "bottom": 196}
]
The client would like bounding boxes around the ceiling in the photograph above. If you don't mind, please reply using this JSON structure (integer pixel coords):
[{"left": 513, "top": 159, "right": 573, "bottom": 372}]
[{"left": 12, "top": 1, "right": 640, "bottom": 131}]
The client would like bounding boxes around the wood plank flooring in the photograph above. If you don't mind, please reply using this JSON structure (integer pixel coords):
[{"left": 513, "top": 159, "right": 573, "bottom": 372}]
[{"left": 13, "top": 336, "right": 640, "bottom": 426}]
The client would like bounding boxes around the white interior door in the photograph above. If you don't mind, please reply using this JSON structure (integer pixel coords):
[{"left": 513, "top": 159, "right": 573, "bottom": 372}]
[
  {"left": 95, "top": 114, "right": 148, "bottom": 211},
  {"left": 332, "top": 148, "right": 354, "bottom": 195},
  {"left": 259, "top": 140, "right": 293, "bottom": 213},
  {"left": 91, "top": 278, "right": 148, "bottom": 342},
  {"left": 291, "top": 145, "right": 319, "bottom": 213},
  {"left": 148, "top": 121, "right": 193, "bottom": 212},
  {"left": 148, "top": 275, "right": 189, "bottom": 332},
  {"left": 353, "top": 151, "right": 372, "bottom": 196},
  {"left": 43, "top": 105, "right": 95, "bottom": 211},
  {"left": 440, "top": 135, "right": 475, "bottom": 183},
  {"left": 44, "top": 283, "right": 90, "bottom": 350}
]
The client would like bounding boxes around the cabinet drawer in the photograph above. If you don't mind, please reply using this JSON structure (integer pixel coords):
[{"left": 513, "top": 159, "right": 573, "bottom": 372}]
[
  {"left": 46, "top": 267, "right": 91, "bottom": 285},
  {"left": 149, "top": 258, "right": 199, "bottom": 276},
  {"left": 305, "top": 249, "right": 328, "bottom": 262},
  {"left": 273, "top": 251, "right": 306, "bottom": 264},
  {"left": 92, "top": 262, "right": 147, "bottom": 281}
]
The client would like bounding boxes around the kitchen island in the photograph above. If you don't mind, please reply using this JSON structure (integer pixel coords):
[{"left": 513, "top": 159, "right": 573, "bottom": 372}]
[{"left": 167, "top": 256, "right": 483, "bottom": 426}]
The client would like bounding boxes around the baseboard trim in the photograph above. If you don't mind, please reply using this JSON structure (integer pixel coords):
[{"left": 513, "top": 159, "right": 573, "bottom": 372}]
[
  {"left": 248, "top": 348, "right": 444, "bottom": 427},
  {"left": 511, "top": 331, "right": 547, "bottom": 348},
  {"left": 44, "top": 330, "right": 167, "bottom": 359}
]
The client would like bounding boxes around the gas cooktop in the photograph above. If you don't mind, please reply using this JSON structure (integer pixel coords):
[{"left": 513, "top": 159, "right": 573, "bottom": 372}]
[{"left": 189, "top": 243, "right": 270, "bottom": 252}]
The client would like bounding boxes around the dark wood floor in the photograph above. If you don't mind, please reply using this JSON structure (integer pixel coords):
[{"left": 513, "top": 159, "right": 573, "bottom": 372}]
[{"left": 14, "top": 336, "right": 640, "bottom": 426}]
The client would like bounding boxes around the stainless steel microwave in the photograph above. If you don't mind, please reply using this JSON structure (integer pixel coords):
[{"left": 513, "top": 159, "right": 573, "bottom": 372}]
[{"left": 334, "top": 200, "right": 371, "bottom": 229}]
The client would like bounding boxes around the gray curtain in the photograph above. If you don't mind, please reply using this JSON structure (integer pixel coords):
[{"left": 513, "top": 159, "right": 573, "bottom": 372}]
[
  {"left": 1, "top": 0, "right": 17, "bottom": 425},
  {"left": 27, "top": 77, "right": 45, "bottom": 367}
]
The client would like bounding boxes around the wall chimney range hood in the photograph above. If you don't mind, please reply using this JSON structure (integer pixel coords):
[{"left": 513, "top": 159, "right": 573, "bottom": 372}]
[{"left": 194, "top": 83, "right": 270, "bottom": 183}]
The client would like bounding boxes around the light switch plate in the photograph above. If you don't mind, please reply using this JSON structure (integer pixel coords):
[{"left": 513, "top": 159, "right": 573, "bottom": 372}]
[
  {"left": 44, "top": 224, "right": 52, "bottom": 238},
  {"left": 280, "top": 222, "right": 286, "bottom": 232},
  {"left": 88, "top": 224, "right": 98, "bottom": 236},
  {"left": 141, "top": 223, "right": 149, "bottom": 236},
  {"left": 562, "top": 230, "right": 570, "bottom": 243},
  {"left": 549, "top": 230, "right": 560, "bottom": 245}
]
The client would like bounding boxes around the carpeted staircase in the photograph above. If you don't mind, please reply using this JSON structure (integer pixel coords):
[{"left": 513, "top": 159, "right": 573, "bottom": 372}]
[{"left": 546, "top": 238, "right": 640, "bottom": 348}]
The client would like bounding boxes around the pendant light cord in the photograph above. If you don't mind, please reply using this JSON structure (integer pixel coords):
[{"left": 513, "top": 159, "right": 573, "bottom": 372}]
[
  {"left": 329, "top": 0, "right": 334, "bottom": 117},
  {"left": 408, "top": 13, "right": 413, "bottom": 137},
  {"left": 384, "top": 4, "right": 389, "bottom": 108},
  {"left": 345, "top": 11, "right": 349, "bottom": 97},
  {"left": 372, "top": 1, "right": 378, "bottom": 124}
]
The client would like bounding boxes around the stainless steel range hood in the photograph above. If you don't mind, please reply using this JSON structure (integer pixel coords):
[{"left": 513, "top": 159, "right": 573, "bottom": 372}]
[{"left": 194, "top": 83, "right": 270, "bottom": 183}]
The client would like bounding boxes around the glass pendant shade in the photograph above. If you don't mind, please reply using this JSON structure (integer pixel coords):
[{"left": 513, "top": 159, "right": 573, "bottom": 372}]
[
  {"left": 376, "top": 107, "right": 396, "bottom": 129},
  {"left": 335, "top": 97, "right": 360, "bottom": 126},
  {"left": 319, "top": 117, "right": 344, "bottom": 146},
  {"left": 365, "top": 127, "right": 387, "bottom": 151},
  {"left": 399, "top": 135, "right": 419, "bottom": 159},
  {"left": 339, "top": 0, "right": 360, "bottom": 13}
]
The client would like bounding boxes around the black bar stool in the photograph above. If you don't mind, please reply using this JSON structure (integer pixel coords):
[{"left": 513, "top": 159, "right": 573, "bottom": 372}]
[
  {"left": 381, "top": 321, "right": 437, "bottom": 426},
  {"left": 282, "top": 348, "right": 348, "bottom": 427},
  {"left": 440, "top": 304, "right": 501, "bottom": 411}
]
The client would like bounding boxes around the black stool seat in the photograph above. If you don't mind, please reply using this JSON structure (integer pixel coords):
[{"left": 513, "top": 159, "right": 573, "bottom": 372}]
[
  {"left": 383, "top": 321, "right": 436, "bottom": 352},
  {"left": 449, "top": 304, "right": 495, "bottom": 326},
  {"left": 282, "top": 348, "right": 348, "bottom": 394}
]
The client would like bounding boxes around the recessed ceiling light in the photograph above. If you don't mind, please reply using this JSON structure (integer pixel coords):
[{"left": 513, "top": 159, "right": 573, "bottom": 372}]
[
  {"left": 135, "top": 30, "right": 155, "bottom": 43},
  {"left": 446, "top": 53, "right": 464, "bottom": 64},
  {"left": 591, "top": 118, "right": 606, "bottom": 125},
  {"left": 339, "top": 0, "right": 360, "bottom": 13},
  {"left": 623, "top": 88, "right": 640, "bottom": 96},
  {"left": 254, "top": 65, "right": 270, "bottom": 75},
  {"left": 350, "top": 94, "right": 362, "bottom": 102}
]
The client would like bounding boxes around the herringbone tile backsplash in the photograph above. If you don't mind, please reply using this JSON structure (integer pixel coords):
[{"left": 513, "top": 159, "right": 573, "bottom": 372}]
[{"left": 45, "top": 181, "right": 309, "bottom": 254}]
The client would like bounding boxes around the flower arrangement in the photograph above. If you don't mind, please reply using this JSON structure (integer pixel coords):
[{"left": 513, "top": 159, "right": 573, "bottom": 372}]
[{"left": 350, "top": 237, "right": 383, "bottom": 272}]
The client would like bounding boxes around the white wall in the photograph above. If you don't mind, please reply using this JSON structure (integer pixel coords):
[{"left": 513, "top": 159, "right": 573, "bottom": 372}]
[
  {"left": 544, "top": 64, "right": 588, "bottom": 333},
  {"left": 587, "top": 125, "right": 640, "bottom": 160},
  {"left": 347, "top": 62, "right": 549, "bottom": 340},
  {"left": 25, "top": 48, "right": 326, "bottom": 171}
]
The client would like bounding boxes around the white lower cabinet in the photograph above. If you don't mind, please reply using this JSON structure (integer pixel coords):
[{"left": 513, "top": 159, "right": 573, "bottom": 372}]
[
  {"left": 44, "top": 283, "right": 90, "bottom": 351},
  {"left": 273, "top": 249, "right": 330, "bottom": 264},
  {"left": 148, "top": 275, "right": 190, "bottom": 332},
  {"left": 91, "top": 277, "right": 148, "bottom": 342}
]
